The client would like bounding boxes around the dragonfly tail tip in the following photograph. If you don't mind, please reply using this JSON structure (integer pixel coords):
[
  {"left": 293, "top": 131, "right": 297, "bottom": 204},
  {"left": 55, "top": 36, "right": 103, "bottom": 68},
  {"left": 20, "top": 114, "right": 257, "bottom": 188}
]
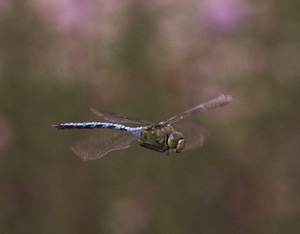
[{"left": 51, "top": 124, "right": 60, "bottom": 129}]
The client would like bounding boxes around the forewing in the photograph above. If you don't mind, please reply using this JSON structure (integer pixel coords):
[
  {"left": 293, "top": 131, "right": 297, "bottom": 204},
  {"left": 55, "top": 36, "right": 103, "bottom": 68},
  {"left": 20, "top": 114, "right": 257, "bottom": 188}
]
[
  {"left": 175, "top": 122, "right": 207, "bottom": 151},
  {"left": 71, "top": 131, "right": 137, "bottom": 160},
  {"left": 91, "top": 108, "right": 154, "bottom": 125},
  {"left": 159, "top": 94, "right": 232, "bottom": 126}
]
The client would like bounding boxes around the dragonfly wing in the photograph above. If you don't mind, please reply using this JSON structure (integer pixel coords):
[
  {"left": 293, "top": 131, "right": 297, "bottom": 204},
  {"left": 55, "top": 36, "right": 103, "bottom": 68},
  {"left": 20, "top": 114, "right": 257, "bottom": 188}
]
[
  {"left": 175, "top": 122, "right": 207, "bottom": 151},
  {"left": 91, "top": 108, "right": 154, "bottom": 125},
  {"left": 159, "top": 94, "right": 233, "bottom": 127},
  {"left": 71, "top": 131, "right": 137, "bottom": 160}
]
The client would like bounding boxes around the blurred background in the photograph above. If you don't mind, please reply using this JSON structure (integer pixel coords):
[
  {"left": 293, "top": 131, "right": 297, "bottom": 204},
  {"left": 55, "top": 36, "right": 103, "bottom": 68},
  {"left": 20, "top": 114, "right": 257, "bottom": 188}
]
[{"left": 0, "top": 0, "right": 299, "bottom": 233}]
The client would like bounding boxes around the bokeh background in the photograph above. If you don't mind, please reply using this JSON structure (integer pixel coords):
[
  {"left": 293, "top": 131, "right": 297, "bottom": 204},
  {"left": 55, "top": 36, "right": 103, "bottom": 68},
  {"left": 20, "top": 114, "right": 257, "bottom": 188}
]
[{"left": 0, "top": 0, "right": 299, "bottom": 233}]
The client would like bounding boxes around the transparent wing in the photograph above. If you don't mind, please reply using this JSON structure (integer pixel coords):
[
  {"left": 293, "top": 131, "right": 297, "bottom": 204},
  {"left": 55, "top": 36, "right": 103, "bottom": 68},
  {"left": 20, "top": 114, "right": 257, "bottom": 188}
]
[
  {"left": 159, "top": 94, "right": 233, "bottom": 127},
  {"left": 91, "top": 108, "right": 154, "bottom": 125},
  {"left": 175, "top": 122, "right": 207, "bottom": 151},
  {"left": 71, "top": 131, "right": 137, "bottom": 160}
]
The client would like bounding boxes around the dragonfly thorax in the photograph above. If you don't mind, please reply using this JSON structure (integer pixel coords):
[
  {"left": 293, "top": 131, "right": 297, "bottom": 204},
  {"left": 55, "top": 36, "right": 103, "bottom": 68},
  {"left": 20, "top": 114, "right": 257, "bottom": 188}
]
[{"left": 140, "top": 126, "right": 186, "bottom": 153}]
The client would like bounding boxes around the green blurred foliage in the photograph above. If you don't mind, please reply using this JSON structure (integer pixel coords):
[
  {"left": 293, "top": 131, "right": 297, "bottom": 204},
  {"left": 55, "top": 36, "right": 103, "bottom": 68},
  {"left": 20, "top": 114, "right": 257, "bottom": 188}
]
[{"left": 0, "top": 0, "right": 299, "bottom": 234}]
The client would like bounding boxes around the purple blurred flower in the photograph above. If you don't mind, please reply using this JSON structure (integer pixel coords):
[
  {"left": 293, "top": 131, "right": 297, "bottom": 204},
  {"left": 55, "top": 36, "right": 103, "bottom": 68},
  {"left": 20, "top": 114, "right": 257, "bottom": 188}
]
[
  {"left": 199, "top": 0, "right": 252, "bottom": 32},
  {"left": 56, "top": 0, "right": 93, "bottom": 30},
  {"left": 0, "top": 0, "right": 11, "bottom": 13},
  {"left": 29, "top": 0, "right": 94, "bottom": 32}
]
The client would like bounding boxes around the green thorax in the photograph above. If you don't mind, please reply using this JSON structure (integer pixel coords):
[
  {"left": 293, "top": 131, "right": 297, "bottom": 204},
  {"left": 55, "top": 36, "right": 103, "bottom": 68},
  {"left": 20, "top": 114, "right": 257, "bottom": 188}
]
[
  {"left": 140, "top": 126, "right": 174, "bottom": 144},
  {"left": 140, "top": 126, "right": 186, "bottom": 152}
]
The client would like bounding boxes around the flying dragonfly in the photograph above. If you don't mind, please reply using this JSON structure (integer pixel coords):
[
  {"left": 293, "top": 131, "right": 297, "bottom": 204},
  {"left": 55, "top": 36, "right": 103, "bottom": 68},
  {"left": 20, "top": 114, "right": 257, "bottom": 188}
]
[{"left": 52, "top": 94, "right": 232, "bottom": 160}]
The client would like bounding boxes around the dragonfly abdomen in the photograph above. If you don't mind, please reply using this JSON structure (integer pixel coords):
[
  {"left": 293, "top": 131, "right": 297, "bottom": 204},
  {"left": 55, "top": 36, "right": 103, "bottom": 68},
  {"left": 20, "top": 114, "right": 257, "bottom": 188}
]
[{"left": 53, "top": 122, "right": 139, "bottom": 131}]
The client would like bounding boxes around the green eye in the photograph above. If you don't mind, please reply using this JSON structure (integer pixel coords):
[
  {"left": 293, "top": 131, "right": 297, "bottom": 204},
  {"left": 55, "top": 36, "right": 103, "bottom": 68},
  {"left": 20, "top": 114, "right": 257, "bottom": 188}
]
[
  {"left": 176, "top": 139, "right": 186, "bottom": 153},
  {"left": 168, "top": 132, "right": 185, "bottom": 150}
]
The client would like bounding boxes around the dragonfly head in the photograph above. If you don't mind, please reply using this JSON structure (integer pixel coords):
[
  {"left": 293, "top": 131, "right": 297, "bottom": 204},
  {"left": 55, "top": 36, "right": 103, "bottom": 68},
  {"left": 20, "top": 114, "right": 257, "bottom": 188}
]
[{"left": 168, "top": 132, "right": 186, "bottom": 153}]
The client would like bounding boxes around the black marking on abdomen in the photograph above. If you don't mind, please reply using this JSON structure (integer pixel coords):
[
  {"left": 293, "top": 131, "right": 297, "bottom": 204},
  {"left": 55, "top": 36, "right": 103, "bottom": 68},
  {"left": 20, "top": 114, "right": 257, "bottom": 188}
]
[{"left": 52, "top": 122, "right": 130, "bottom": 131}]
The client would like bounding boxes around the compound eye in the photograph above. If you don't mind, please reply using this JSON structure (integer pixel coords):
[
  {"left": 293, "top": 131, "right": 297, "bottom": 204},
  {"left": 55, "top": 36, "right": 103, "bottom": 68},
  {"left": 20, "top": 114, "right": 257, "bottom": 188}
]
[
  {"left": 176, "top": 139, "right": 186, "bottom": 153},
  {"left": 167, "top": 132, "right": 185, "bottom": 149}
]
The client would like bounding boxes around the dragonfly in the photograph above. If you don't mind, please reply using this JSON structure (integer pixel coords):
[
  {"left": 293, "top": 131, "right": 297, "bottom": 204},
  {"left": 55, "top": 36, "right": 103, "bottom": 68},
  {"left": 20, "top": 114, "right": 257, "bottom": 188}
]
[{"left": 52, "top": 93, "right": 232, "bottom": 160}]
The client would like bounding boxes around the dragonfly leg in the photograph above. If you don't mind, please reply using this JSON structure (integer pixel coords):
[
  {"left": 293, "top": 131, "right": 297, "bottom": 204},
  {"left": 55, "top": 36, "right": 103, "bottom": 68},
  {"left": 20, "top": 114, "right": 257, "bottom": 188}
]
[
  {"left": 164, "top": 134, "right": 170, "bottom": 155},
  {"left": 139, "top": 143, "right": 167, "bottom": 153}
]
